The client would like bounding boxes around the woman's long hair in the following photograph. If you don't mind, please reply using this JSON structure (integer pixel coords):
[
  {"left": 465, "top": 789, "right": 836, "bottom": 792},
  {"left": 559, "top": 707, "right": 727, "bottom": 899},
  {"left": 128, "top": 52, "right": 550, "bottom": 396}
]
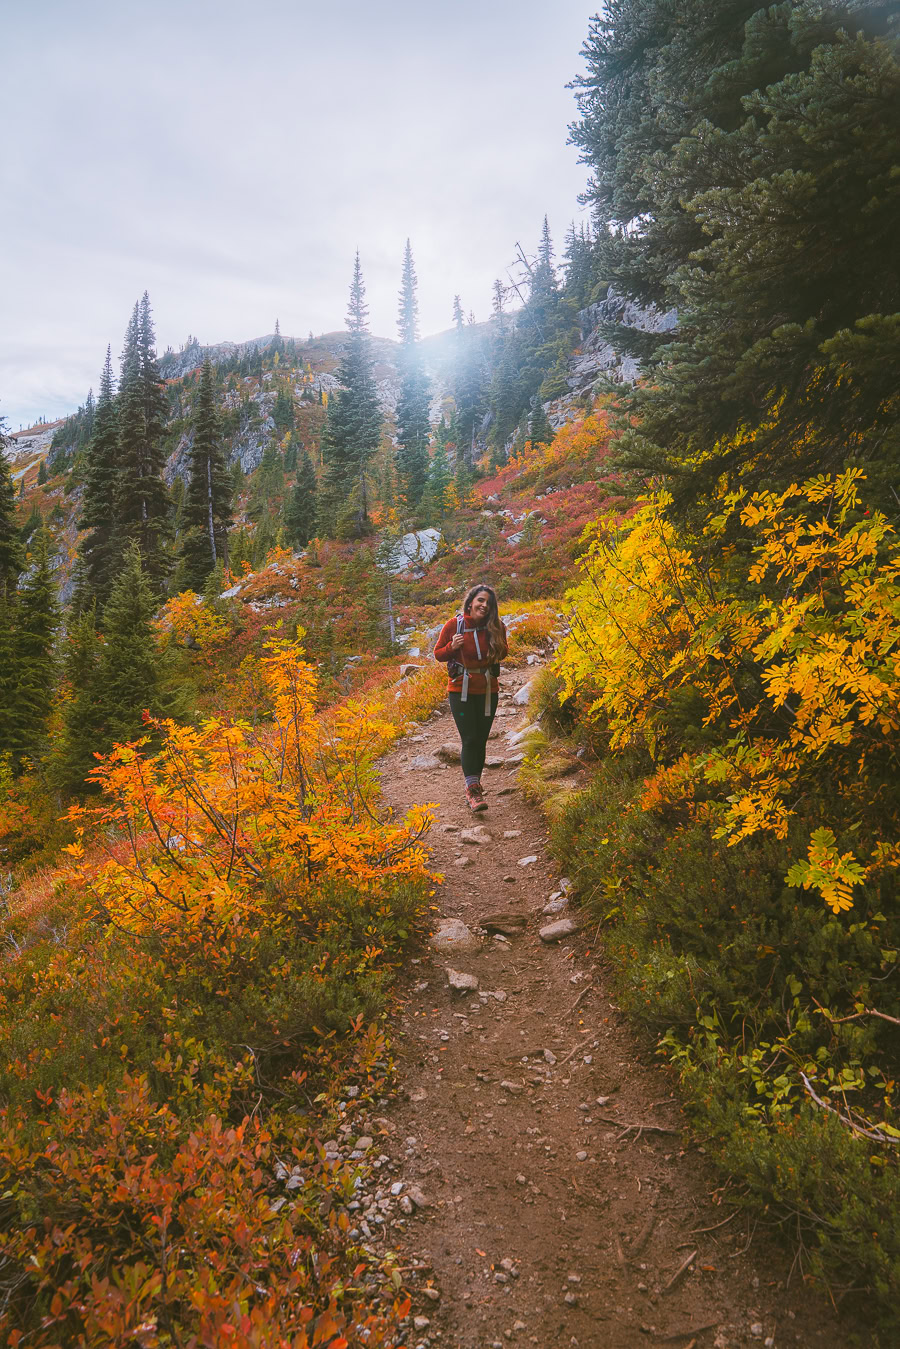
[{"left": 463, "top": 584, "right": 504, "bottom": 659}]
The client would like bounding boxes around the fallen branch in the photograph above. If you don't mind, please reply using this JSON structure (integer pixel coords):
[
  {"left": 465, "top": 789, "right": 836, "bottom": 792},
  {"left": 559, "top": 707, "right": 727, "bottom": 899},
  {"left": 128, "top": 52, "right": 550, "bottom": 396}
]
[
  {"left": 689, "top": 1209, "right": 738, "bottom": 1236},
  {"left": 595, "top": 1113, "right": 680, "bottom": 1135},
  {"left": 663, "top": 1248, "right": 697, "bottom": 1293},
  {"left": 658, "top": 1322, "right": 719, "bottom": 1343},
  {"left": 556, "top": 1034, "right": 599, "bottom": 1068},
  {"left": 628, "top": 1200, "right": 658, "bottom": 1256},
  {"left": 800, "top": 1073, "right": 899, "bottom": 1146},
  {"left": 561, "top": 981, "right": 594, "bottom": 1019}
]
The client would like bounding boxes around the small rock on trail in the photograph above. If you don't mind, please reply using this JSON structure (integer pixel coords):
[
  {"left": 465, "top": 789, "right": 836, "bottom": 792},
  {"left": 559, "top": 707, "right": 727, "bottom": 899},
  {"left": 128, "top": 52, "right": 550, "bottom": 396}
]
[
  {"left": 539, "top": 916, "right": 580, "bottom": 942},
  {"left": 429, "top": 918, "right": 480, "bottom": 953}
]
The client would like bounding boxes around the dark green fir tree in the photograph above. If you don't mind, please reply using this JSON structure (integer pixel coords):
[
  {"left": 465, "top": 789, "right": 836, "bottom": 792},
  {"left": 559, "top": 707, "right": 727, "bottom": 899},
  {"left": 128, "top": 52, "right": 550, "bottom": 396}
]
[
  {"left": 318, "top": 253, "right": 383, "bottom": 536},
  {"left": 284, "top": 448, "right": 318, "bottom": 548},
  {"left": 5, "top": 528, "right": 59, "bottom": 770},
  {"left": 114, "top": 294, "right": 171, "bottom": 587},
  {"left": 529, "top": 395, "right": 553, "bottom": 447},
  {"left": 76, "top": 346, "right": 119, "bottom": 610},
  {"left": 179, "top": 359, "right": 233, "bottom": 591},
  {"left": 0, "top": 417, "right": 24, "bottom": 593},
  {"left": 98, "top": 543, "right": 179, "bottom": 746},
  {"left": 395, "top": 239, "right": 431, "bottom": 510},
  {"left": 57, "top": 604, "right": 106, "bottom": 792},
  {"left": 569, "top": 0, "right": 900, "bottom": 504}
]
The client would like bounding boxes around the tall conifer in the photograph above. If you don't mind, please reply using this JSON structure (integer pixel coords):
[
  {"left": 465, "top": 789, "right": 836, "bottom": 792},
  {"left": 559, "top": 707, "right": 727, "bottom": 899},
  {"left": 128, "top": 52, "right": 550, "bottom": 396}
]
[
  {"left": 395, "top": 240, "right": 431, "bottom": 510},
  {"left": 318, "top": 254, "right": 383, "bottom": 536},
  {"left": 6, "top": 529, "right": 59, "bottom": 769},
  {"left": 76, "top": 347, "right": 119, "bottom": 609},
  {"left": 115, "top": 294, "right": 170, "bottom": 586},
  {"left": 284, "top": 449, "right": 318, "bottom": 548},
  {"left": 0, "top": 417, "right": 24, "bottom": 593},
  {"left": 180, "top": 359, "right": 232, "bottom": 590},
  {"left": 98, "top": 543, "right": 176, "bottom": 746}
]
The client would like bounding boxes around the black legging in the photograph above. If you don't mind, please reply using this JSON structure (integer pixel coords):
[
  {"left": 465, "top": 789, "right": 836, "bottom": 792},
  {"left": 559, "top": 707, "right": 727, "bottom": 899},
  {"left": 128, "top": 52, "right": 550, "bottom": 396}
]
[{"left": 448, "top": 692, "right": 496, "bottom": 780}]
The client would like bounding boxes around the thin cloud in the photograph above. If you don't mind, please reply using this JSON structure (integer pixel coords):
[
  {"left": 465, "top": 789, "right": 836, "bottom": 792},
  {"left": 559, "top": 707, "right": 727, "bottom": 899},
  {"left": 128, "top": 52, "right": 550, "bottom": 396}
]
[{"left": 1, "top": 0, "right": 595, "bottom": 429}]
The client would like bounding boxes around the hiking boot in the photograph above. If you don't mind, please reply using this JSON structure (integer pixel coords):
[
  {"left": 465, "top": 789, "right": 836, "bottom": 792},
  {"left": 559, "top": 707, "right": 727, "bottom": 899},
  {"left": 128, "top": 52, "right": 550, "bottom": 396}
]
[{"left": 466, "top": 782, "right": 488, "bottom": 813}]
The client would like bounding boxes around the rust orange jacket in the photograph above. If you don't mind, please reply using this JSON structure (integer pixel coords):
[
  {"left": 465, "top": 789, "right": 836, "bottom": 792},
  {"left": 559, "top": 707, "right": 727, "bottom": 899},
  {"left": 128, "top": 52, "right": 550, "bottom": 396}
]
[{"left": 433, "top": 616, "right": 508, "bottom": 695}]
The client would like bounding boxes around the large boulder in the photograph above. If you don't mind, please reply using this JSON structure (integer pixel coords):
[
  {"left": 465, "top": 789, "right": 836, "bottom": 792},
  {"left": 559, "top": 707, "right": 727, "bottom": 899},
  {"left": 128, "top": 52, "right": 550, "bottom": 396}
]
[{"left": 382, "top": 528, "right": 442, "bottom": 576}]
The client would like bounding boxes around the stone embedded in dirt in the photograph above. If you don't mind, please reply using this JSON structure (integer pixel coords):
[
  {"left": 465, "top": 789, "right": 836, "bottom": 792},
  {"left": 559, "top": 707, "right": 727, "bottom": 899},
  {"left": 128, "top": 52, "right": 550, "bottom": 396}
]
[
  {"left": 453, "top": 856, "right": 472, "bottom": 868},
  {"left": 502, "top": 874, "right": 515, "bottom": 883},
  {"left": 442, "top": 823, "right": 460, "bottom": 833},
  {"left": 480, "top": 912, "right": 527, "bottom": 935},
  {"left": 460, "top": 825, "right": 493, "bottom": 845},
  {"left": 421, "top": 1286, "right": 440, "bottom": 1302},
  {"left": 479, "top": 989, "right": 507, "bottom": 1002},
  {"left": 355, "top": 1136, "right": 373, "bottom": 1150},
  {"left": 539, "top": 917, "right": 580, "bottom": 942},
  {"left": 430, "top": 919, "right": 480, "bottom": 953},
  {"left": 484, "top": 756, "right": 505, "bottom": 768},
  {"left": 543, "top": 1048, "right": 557, "bottom": 1065},
  {"left": 504, "top": 754, "right": 525, "bottom": 767},
  {"left": 559, "top": 877, "right": 573, "bottom": 894},
  {"left": 436, "top": 742, "right": 461, "bottom": 764},
  {"left": 506, "top": 722, "right": 538, "bottom": 747},
  {"left": 576, "top": 1151, "right": 588, "bottom": 1161},
  {"left": 515, "top": 1173, "right": 527, "bottom": 1185},
  {"left": 399, "top": 1194, "right": 414, "bottom": 1215},
  {"left": 513, "top": 681, "right": 535, "bottom": 706},
  {"left": 500, "top": 1080, "right": 524, "bottom": 1094},
  {"left": 595, "top": 1095, "right": 610, "bottom": 1106},
  {"left": 567, "top": 1273, "right": 582, "bottom": 1284},
  {"left": 564, "top": 1290, "right": 578, "bottom": 1306},
  {"left": 446, "top": 967, "right": 479, "bottom": 993},
  {"left": 409, "top": 754, "right": 442, "bottom": 770},
  {"left": 497, "top": 785, "right": 517, "bottom": 796},
  {"left": 406, "top": 1184, "right": 429, "bottom": 1208},
  {"left": 413, "top": 1315, "right": 430, "bottom": 1330},
  {"left": 518, "top": 855, "right": 538, "bottom": 867},
  {"left": 503, "top": 829, "right": 522, "bottom": 839},
  {"left": 542, "top": 894, "right": 569, "bottom": 915}
]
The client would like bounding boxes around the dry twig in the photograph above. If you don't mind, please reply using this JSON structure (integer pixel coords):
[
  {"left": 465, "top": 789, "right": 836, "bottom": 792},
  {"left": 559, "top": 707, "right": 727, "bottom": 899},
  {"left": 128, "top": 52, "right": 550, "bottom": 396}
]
[
  {"left": 800, "top": 1073, "right": 899, "bottom": 1146},
  {"left": 663, "top": 1248, "right": 697, "bottom": 1293}
]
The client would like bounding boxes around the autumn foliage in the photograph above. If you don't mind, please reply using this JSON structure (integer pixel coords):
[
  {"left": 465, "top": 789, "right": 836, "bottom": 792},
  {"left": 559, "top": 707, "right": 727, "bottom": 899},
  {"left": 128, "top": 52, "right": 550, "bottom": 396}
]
[
  {"left": 557, "top": 470, "right": 900, "bottom": 915},
  {"left": 0, "top": 638, "right": 435, "bottom": 1345}
]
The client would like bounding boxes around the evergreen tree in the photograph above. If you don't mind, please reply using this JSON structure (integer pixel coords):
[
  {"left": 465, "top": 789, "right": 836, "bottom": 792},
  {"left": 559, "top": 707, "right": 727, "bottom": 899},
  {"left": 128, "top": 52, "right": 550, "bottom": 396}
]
[
  {"left": 318, "top": 254, "right": 383, "bottom": 536},
  {"left": 98, "top": 543, "right": 177, "bottom": 746},
  {"left": 424, "top": 443, "right": 452, "bottom": 523},
  {"left": 284, "top": 449, "right": 318, "bottom": 548},
  {"left": 57, "top": 604, "right": 106, "bottom": 792},
  {"left": 249, "top": 442, "right": 284, "bottom": 520},
  {"left": 272, "top": 383, "right": 294, "bottom": 434},
  {"left": 0, "top": 417, "right": 24, "bottom": 592},
  {"left": 37, "top": 459, "right": 48, "bottom": 485},
  {"left": 179, "top": 359, "right": 233, "bottom": 591},
  {"left": 283, "top": 435, "right": 298, "bottom": 472},
  {"left": 569, "top": 1, "right": 900, "bottom": 503},
  {"left": 6, "top": 529, "right": 59, "bottom": 769},
  {"left": 529, "top": 395, "right": 554, "bottom": 447},
  {"left": 395, "top": 240, "right": 431, "bottom": 510},
  {"left": 76, "top": 347, "right": 119, "bottom": 609},
  {"left": 562, "top": 220, "right": 595, "bottom": 310},
  {"left": 114, "top": 294, "right": 171, "bottom": 586},
  {"left": 451, "top": 297, "right": 487, "bottom": 466}
]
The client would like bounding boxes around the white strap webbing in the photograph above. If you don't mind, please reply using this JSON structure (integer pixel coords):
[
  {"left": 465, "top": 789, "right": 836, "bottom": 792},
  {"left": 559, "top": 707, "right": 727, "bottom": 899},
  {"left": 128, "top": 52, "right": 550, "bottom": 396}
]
[{"left": 460, "top": 623, "right": 493, "bottom": 717}]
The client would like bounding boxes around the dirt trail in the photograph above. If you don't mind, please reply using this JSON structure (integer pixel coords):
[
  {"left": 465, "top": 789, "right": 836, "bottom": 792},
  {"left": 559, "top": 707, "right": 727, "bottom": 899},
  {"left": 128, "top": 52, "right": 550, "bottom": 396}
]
[{"left": 373, "top": 668, "right": 843, "bottom": 1349}]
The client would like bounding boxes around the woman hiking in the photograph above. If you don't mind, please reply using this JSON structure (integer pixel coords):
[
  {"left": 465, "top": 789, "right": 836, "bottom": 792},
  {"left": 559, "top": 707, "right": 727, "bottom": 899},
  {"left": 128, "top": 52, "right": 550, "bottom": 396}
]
[{"left": 433, "top": 584, "right": 508, "bottom": 812}]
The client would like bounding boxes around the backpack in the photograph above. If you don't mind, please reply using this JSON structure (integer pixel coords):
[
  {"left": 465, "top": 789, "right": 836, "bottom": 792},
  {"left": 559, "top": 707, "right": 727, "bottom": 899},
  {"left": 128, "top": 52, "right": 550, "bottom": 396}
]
[{"left": 446, "top": 615, "right": 501, "bottom": 713}]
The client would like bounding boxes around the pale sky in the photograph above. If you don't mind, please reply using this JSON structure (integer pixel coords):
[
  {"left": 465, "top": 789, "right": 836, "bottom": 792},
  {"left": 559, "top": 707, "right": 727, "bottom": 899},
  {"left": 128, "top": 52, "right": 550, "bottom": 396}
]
[{"left": 2, "top": 0, "right": 596, "bottom": 431}]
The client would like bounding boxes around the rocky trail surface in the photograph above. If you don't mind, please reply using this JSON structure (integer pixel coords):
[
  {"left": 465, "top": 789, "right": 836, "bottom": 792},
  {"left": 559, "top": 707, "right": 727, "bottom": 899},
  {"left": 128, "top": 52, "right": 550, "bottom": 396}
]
[{"left": 364, "top": 668, "right": 843, "bottom": 1349}]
